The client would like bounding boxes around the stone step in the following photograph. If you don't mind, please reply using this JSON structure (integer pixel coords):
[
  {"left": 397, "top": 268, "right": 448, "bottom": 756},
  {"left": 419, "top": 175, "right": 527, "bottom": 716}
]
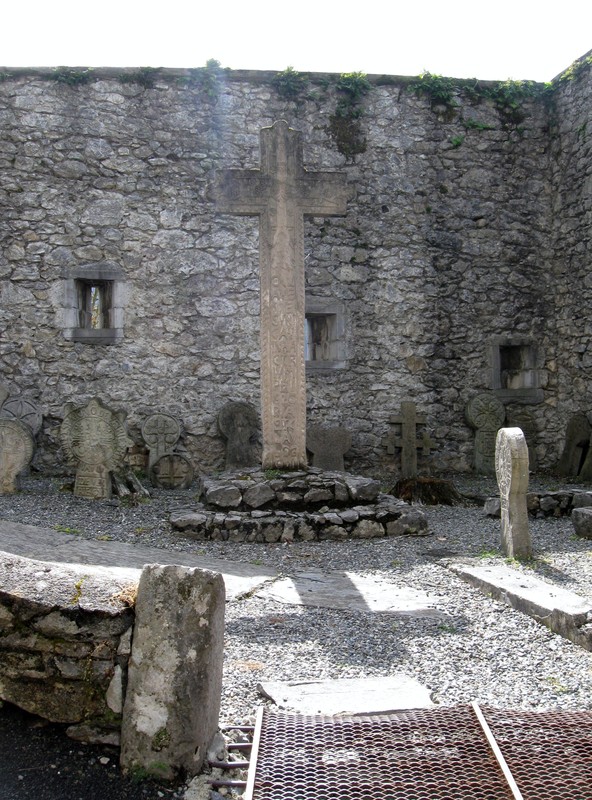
[{"left": 448, "top": 560, "right": 592, "bottom": 651}]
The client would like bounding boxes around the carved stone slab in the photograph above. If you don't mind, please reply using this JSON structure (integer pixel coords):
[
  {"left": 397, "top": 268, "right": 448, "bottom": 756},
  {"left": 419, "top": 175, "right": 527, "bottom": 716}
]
[
  {"left": 0, "top": 396, "right": 43, "bottom": 436},
  {"left": 383, "top": 402, "right": 432, "bottom": 479},
  {"left": 152, "top": 454, "right": 193, "bottom": 489},
  {"left": 218, "top": 401, "right": 259, "bottom": 471},
  {"left": 466, "top": 393, "right": 505, "bottom": 474},
  {"left": 214, "top": 120, "right": 352, "bottom": 470},
  {"left": 557, "top": 413, "right": 592, "bottom": 478},
  {"left": 495, "top": 427, "right": 531, "bottom": 559},
  {"left": 306, "top": 425, "right": 352, "bottom": 471},
  {"left": 0, "top": 419, "right": 34, "bottom": 494},
  {"left": 60, "top": 397, "right": 130, "bottom": 499},
  {"left": 141, "top": 413, "right": 181, "bottom": 469}
]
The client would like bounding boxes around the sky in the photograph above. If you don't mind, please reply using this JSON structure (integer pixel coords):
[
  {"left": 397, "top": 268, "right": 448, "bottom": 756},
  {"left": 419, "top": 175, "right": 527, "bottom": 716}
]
[{"left": 2, "top": 1, "right": 591, "bottom": 83}]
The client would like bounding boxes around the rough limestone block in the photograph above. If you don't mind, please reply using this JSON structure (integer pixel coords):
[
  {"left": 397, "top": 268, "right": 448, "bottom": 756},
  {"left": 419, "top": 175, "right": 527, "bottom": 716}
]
[
  {"left": 495, "top": 427, "right": 532, "bottom": 559},
  {"left": 572, "top": 507, "right": 592, "bottom": 539},
  {"left": 120, "top": 564, "right": 225, "bottom": 781}
]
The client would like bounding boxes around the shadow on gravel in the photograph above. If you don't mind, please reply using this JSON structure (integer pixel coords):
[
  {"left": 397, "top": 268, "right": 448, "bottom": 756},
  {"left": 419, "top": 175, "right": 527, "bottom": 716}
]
[{"left": 0, "top": 702, "right": 183, "bottom": 800}]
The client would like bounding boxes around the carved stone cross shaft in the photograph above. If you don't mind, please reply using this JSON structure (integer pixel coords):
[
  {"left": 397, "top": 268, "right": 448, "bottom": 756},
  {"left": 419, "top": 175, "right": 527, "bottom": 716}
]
[{"left": 214, "top": 120, "right": 351, "bottom": 469}]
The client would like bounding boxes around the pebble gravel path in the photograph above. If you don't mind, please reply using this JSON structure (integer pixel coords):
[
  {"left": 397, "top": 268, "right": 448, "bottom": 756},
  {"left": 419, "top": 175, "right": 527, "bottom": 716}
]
[{"left": 1, "top": 472, "right": 591, "bottom": 733}]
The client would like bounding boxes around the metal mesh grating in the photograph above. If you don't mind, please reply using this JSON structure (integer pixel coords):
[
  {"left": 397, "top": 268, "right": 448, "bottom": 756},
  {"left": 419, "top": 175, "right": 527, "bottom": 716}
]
[
  {"left": 245, "top": 705, "right": 592, "bottom": 800},
  {"left": 482, "top": 706, "right": 592, "bottom": 800},
  {"left": 246, "top": 706, "right": 516, "bottom": 800}
]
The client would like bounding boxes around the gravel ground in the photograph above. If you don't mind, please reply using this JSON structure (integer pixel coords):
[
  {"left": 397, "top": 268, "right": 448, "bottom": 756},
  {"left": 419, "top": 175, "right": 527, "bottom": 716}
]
[{"left": 1, "top": 472, "right": 592, "bottom": 798}]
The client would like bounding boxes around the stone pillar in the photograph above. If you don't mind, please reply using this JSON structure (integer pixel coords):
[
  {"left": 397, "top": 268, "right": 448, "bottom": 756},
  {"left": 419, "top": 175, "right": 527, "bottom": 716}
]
[
  {"left": 120, "top": 565, "right": 225, "bottom": 781},
  {"left": 495, "top": 427, "right": 532, "bottom": 559}
]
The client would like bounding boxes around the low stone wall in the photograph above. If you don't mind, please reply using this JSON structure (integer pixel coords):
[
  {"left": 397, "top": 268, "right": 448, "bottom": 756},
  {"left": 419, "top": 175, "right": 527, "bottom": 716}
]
[
  {"left": 484, "top": 489, "right": 592, "bottom": 518},
  {"left": 171, "top": 469, "right": 429, "bottom": 541},
  {"left": 0, "top": 552, "right": 224, "bottom": 780}
]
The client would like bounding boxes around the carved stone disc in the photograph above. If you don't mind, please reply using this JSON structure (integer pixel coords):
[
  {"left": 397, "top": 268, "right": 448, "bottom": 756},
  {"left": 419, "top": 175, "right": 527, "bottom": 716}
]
[
  {"left": 141, "top": 413, "right": 180, "bottom": 450},
  {"left": 151, "top": 454, "right": 194, "bottom": 489},
  {"left": 466, "top": 393, "right": 505, "bottom": 430},
  {"left": 1, "top": 397, "right": 43, "bottom": 435}
]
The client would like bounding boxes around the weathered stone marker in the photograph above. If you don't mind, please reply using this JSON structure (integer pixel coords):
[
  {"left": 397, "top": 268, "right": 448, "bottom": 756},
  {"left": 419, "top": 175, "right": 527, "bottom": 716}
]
[
  {"left": 120, "top": 564, "right": 225, "bottom": 781},
  {"left": 383, "top": 402, "right": 431, "bottom": 478},
  {"left": 218, "top": 401, "right": 259, "bottom": 470},
  {"left": 466, "top": 393, "right": 505, "bottom": 474},
  {"left": 61, "top": 397, "right": 130, "bottom": 499},
  {"left": 0, "top": 419, "right": 34, "bottom": 494},
  {"left": 0, "top": 395, "right": 43, "bottom": 436},
  {"left": 214, "top": 120, "right": 352, "bottom": 469},
  {"left": 557, "top": 413, "right": 592, "bottom": 478},
  {"left": 141, "top": 412, "right": 181, "bottom": 470},
  {"left": 307, "top": 425, "right": 352, "bottom": 471},
  {"left": 495, "top": 427, "right": 532, "bottom": 559}
]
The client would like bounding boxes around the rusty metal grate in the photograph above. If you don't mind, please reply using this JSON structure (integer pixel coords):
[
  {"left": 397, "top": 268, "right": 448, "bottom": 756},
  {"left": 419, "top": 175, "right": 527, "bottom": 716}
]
[
  {"left": 483, "top": 706, "right": 592, "bottom": 800},
  {"left": 245, "top": 704, "right": 592, "bottom": 800}
]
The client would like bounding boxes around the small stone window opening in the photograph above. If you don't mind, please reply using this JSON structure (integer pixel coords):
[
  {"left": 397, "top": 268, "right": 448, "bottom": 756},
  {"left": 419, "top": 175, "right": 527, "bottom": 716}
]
[
  {"left": 490, "top": 338, "right": 544, "bottom": 404},
  {"left": 78, "top": 281, "right": 113, "bottom": 329},
  {"left": 499, "top": 344, "right": 537, "bottom": 389},
  {"left": 305, "top": 314, "right": 338, "bottom": 362},
  {"left": 63, "top": 261, "right": 125, "bottom": 345}
]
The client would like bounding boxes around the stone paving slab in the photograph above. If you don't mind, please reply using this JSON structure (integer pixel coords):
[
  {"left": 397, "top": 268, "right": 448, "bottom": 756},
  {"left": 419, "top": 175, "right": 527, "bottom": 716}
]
[
  {"left": 258, "top": 675, "right": 434, "bottom": 715},
  {"left": 256, "top": 570, "right": 446, "bottom": 617},
  {"left": 0, "top": 520, "right": 275, "bottom": 601},
  {"left": 449, "top": 560, "right": 592, "bottom": 651}
]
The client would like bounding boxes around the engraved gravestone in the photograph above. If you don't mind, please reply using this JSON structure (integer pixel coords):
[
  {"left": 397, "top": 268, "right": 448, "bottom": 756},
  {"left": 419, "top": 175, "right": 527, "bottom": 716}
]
[
  {"left": 306, "top": 425, "right": 352, "bottom": 471},
  {"left": 0, "top": 396, "right": 43, "bottom": 436},
  {"left": 60, "top": 397, "right": 130, "bottom": 499},
  {"left": 557, "top": 413, "right": 592, "bottom": 478},
  {"left": 218, "top": 402, "right": 259, "bottom": 471},
  {"left": 142, "top": 413, "right": 181, "bottom": 469},
  {"left": 0, "top": 419, "right": 34, "bottom": 494},
  {"left": 495, "top": 427, "right": 531, "bottom": 559},
  {"left": 214, "top": 120, "right": 352, "bottom": 469},
  {"left": 383, "top": 402, "right": 432, "bottom": 479},
  {"left": 466, "top": 394, "right": 506, "bottom": 474},
  {"left": 152, "top": 453, "right": 193, "bottom": 489}
]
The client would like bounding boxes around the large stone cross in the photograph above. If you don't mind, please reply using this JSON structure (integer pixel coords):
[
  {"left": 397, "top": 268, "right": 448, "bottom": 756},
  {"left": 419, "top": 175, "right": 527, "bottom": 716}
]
[{"left": 214, "top": 120, "right": 352, "bottom": 469}]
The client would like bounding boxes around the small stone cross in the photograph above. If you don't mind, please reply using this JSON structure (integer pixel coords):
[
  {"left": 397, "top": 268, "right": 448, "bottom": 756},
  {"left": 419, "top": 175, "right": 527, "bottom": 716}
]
[
  {"left": 383, "top": 401, "right": 432, "bottom": 478},
  {"left": 214, "top": 120, "right": 352, "bottom": 469}
]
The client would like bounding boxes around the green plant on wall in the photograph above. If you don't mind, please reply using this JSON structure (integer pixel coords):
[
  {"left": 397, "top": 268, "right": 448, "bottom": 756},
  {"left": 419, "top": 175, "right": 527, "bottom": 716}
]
[
  {"left": 410, "top": 72, "right": 457, "bottom": 112},
  {"left": 484, "top": 79, "right": 539, "bottom": 126},
  {"left": 188, "top": 59, "right": 226, "bottom": 99},
  {"left": 50, "top": 67, "right": 93, "bottom": 85},
  {"left": 271, "top": 66, "right": 308, "bottom": 100},
  {"left": 555, "top": 54, "right": 592, "bottom": 84},
  {"left": 329, "top": 71, "right": 371, "bottom": 159},
  {"left": 118, "top": 67, "right": 161, "bottom": 88}
]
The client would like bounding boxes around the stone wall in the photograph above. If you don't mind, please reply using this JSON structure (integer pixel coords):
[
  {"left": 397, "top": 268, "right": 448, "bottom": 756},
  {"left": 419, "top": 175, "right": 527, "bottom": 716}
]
[
  {"left": 0, "top": 60, "right": 590, "bottom": 476},
  {"left": 549, "top": 61, "right": 592, "bottom": 438},
  {"left": 0, "top": 552, "right": 225, "bottom": 779}
]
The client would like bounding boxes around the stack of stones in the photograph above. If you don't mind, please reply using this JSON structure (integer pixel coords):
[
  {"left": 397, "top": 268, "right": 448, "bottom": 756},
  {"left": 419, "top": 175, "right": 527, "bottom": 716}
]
[{"left": 170, "top": 468, "right": 428, "bottom": 543}]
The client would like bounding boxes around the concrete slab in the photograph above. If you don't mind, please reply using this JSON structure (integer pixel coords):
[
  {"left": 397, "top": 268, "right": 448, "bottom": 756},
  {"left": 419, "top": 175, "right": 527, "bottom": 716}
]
[
  {"left": 0, "top": 519, "right": 275, "bottom": 601},
  {"left": 449, "top": 560, "right": 592, "bottom": 651},
  {"left": 256, "top": 570, "right": 446, "bottom": 617},
  {"left": 258, "top": 675, "right": 434, "bottom": 715}
]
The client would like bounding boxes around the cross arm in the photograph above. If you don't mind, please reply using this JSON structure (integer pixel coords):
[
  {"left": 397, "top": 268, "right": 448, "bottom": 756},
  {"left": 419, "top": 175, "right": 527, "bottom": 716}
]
[
  {"left": 212, "top": 169, "right": 269, "bottom": 215},
  {"left": 299, "top": 173, "right": 354, "bottom": 216}
]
